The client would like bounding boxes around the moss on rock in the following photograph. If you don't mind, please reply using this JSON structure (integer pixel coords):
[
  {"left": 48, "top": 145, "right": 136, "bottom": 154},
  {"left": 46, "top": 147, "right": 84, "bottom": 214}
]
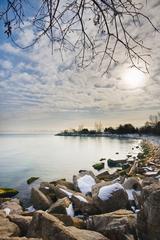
[
  {"left": 92, "top": 162, "right": 104, "bottom": 171},
  {"left": 0, "top": 188, "right": 18, "bottom": 198},
  {"left": 27, "top": 177, "right": 39, "bottom": 185}
]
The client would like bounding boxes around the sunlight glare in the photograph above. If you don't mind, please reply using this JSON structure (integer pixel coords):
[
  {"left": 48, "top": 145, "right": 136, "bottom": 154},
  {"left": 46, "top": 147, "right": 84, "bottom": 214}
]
[{"left": 123, "top": 68, "right": 145, "bottom": 89}]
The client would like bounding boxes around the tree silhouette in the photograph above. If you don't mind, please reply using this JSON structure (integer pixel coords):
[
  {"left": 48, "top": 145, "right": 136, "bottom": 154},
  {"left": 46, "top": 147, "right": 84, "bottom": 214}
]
[{"left": 0, "top": 0, "right": 158, "bottom": 72}]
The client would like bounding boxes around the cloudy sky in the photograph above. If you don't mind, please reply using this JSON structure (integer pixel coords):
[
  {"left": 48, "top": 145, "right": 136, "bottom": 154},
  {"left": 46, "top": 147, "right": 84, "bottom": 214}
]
[{"left": 0, "top": 0, "right": 160, "bottom": 133}]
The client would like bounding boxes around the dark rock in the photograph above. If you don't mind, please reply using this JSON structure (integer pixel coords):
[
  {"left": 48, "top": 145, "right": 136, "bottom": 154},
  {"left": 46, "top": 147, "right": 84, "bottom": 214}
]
[
  {"left": 27, "top": 177, "right": 39, "bottom": 185},
  {"left": 31, "top": 187, "right": 52, "bottom": 210},
  {"left": 0, "top": 188, "right": 18, "bottom": 198},
  {"left": 92, "top": 162, "right": 105, "bottom": 171},
  {"left": 107, "top": 159, "right": 122, "bottom": 168},
  {"left": 100, "top": 158, "right": 106, "bottom": 161}
]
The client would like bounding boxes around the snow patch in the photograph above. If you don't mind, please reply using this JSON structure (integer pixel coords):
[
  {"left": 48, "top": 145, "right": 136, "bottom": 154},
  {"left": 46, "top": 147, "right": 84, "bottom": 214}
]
[
  {"left": 66, "top": 203, "right": 74, "bottom": 217},
  {"left": 126, "top": 189, "right": 141, "bottom": 200},
  {"left": 77, "top": 175, "right": 96, "bottom": 194},
  {"left": 98, "top": 183, "right": 124, "bottom": 201},
  {"left": 3, "top": 208, "right": 11, "bottom": 216},
  {"left": 75, "top": 195, "right": 88, "bottom": 203},
  {"left": 26, "top": 205, "right": 36, "bottom": 213},
  {"left": 126, "top": 189, "right": 134, "bottom": 200}
]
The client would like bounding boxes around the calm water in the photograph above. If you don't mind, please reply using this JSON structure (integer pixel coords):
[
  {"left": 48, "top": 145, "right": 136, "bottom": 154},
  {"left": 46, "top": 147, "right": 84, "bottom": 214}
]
[{"left": 0, "top": 134, "right": 141, "bottom": 205}]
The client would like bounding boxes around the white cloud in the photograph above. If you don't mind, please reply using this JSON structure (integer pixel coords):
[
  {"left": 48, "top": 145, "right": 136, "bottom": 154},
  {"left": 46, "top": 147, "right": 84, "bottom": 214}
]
[{"left": 0, "top": 0, "right": 160, "bottom": 131}]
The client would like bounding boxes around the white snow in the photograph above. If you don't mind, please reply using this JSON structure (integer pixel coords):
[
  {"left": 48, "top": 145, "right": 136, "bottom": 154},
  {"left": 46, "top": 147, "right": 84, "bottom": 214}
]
[
  {"left": 59, "top": 188, "right": 73, "bottom": 198},
  {"left": 3, "top": 208, "right": 11, "bottom": 216},
  {"left": 144, "top": 171, "right": 158, "bottom": 176},
  {"left": 66, "top": 203, "right": 74, "bottom": 217},
  {"left": 26, "top": 205, "right": 36, "bottom": 213},
  {"left": 126, "top": 189, "right": 135, "bottom": 200},
  {"left": 126, "top": 189, "right": 141, "bottom": 200},
  {"left": 98, "top": 183, "right": 124, "bottom": 201},
  {"left": 75, "top": 195, "right": 88, "bottom": 203},
  {"left": 77, "top": 175, "right": 96, "bottom": 194}
]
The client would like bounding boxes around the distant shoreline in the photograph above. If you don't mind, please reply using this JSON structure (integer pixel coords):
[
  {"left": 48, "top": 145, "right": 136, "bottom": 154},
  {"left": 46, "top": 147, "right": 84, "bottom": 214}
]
[{"left": 55, "top": 132, "right": 141, "bottom": 139}]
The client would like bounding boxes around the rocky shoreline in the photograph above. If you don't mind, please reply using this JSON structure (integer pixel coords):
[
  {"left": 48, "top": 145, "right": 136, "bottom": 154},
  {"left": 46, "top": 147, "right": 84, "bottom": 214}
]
[{"left": 0, "top": 140, "right": 160, "bottom": 240}]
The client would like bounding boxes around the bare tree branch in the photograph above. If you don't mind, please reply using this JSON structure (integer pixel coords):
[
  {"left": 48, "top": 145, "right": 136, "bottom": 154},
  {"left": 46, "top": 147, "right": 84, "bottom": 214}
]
[{"left": 0, "top": 0, "right": 158, "bottom": 72}]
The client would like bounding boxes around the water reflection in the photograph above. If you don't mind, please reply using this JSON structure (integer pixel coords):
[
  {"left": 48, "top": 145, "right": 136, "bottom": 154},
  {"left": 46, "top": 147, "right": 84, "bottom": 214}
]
[{"left": 0, "top": 134, "right": 141, "bottom": 204}]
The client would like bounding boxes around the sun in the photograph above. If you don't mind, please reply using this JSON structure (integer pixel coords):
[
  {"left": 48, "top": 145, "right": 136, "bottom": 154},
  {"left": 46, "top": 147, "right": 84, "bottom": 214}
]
[{"left": 123, "top": 68, "right": 145, "bottom": 89}]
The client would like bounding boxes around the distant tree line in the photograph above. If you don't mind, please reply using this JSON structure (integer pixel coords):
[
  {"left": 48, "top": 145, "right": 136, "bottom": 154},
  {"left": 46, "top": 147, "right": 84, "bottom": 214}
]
[{"left": 59, "top": 113, "right": 160, "bottom": 136}]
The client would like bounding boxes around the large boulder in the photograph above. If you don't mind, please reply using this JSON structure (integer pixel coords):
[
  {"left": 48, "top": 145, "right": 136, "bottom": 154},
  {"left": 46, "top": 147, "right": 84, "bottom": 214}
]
[
  {"left": 137, "top": 183, "right": 160, "bottom": 240},
  {"left": 0, "top": 199, "right": 23, "bottom": 216},
  {"left": 28, "top": 210, "right": 109, "bottom": 240},
  {"left": 0, "top": 210, "right": 20, "bottom": 237},
  {"left": 73, "top": 171, "right": 97, "bottom": 195},
  {"left": 92, "top": 182, "right": 128, "bottom": 213},
  {"left": 87, "top": 209, "right": 137, "bottom": 240},
  {"left": 31, "top": 187, "right": 52, "bottom": 210},
  {"left": 8, "top": 215, "right": 32, "bottom": 236},
  {"left": 48, "top": 197, "right": 74, "bottom": 216}
]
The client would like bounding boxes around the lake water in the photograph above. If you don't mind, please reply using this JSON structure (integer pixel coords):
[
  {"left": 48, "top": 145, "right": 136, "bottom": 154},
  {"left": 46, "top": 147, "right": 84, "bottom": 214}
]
[{"left": 0, "top": 134, "right": 141, "bottom": 205}]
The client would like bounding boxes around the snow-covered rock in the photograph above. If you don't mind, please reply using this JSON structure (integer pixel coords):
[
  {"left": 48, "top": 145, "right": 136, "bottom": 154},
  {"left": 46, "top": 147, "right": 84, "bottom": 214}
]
[
  {"left": 73, "top": 171, "right": 97, "bottom": 195},
  {"left": 92, "top": 182, "right": 128, "bottom": 213}
]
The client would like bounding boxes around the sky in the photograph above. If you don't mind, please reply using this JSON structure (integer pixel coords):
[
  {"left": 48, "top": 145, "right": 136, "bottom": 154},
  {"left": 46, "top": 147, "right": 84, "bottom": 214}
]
[{"left": 0, "top": 0, "right": 160, "bottom": 133}]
